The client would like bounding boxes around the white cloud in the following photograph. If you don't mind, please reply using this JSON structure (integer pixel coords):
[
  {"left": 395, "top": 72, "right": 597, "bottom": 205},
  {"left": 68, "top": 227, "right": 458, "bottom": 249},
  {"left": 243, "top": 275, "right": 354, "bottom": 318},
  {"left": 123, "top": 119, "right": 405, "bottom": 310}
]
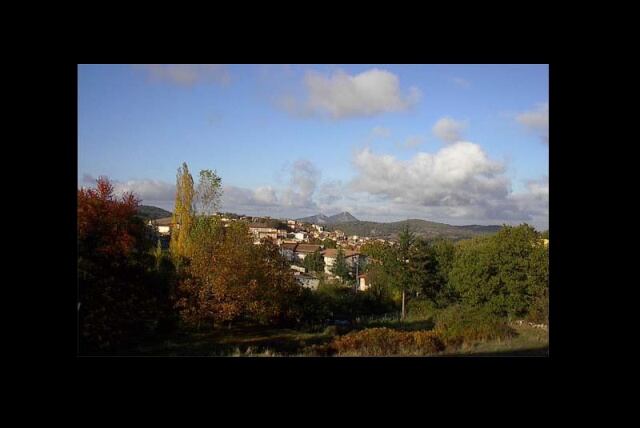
[
  {"left": 279, "top": 159, "right": 320, "bottom": 208},
  {"left": 516, "top": 102, "right": 548, "bottom": 144},
  {"left": 222, "top": 185, "right": 280, "bottom": 209},
  {"left": 351, "top": 142, "right": 509, "bottom": 207},
  {"left": 134, "top": 64, "right": 230, "bottom": 86},
  {"left": 343, "top": 143, "right": 548, "bottom": 229},
  {"left": 80, "top": 174, "right": 177, "bottom": 204},
  {"left": 284, "top": 68, "right": 421, "bottom": 119},
  {"left": 112, "top": 179, "right": 176, "bottom": 202},
  {"left": 253, "top": 186, "right": 279, "bottom": 205},
  {"left": 221, "top": 159, "right": 321, "bottom": 216},
  {"left": 432, "top": 117, "right": 467, "bottom": 143}
]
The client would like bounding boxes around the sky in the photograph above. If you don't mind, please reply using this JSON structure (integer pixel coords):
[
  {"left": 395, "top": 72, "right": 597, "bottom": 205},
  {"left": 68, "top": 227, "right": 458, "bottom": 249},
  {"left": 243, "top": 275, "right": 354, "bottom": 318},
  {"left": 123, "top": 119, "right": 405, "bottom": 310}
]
[{"left": 78, "top": 64, "right": 549, "bottom": 230}]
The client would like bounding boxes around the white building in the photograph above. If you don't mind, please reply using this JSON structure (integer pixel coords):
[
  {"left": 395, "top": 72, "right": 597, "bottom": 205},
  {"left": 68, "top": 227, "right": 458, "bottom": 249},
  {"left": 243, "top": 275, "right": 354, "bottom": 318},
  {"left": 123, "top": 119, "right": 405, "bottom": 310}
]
[
  {"left": 357, "top": 274, "right": 370, "bottom": 291},
  {"left": 248, "top": 223, "right": 278, "bottom": 243},
  {"left": 294, "top": 244, "right": 323, "bottom": 262},
  {"left": 149, "top": 217, "right": 173, "bottom": 235},
  {"left": 320, "top": 248, "right": 361, "bottom": 275},
  {"left": 294, "top": 272, "right": 320, "bottom": 290}
]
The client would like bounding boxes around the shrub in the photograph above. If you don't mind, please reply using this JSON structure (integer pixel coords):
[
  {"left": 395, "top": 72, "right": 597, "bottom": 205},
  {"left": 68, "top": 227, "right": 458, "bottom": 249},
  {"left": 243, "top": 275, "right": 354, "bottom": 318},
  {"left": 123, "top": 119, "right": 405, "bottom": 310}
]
[
  {"left": 302, "top": 343, "right": 336, "bottom": 357},
  {"left": 329, "top": 327, "right": 444, "bottom": 356},
  {"left": 412, "top": 331, "right": 445, "bottom": 353},
  {"left": 406, "top": 298, "right": 438, "bottom": 320},
  {"left": 434, "top": 305, "right": 516, "bottom": 347}
]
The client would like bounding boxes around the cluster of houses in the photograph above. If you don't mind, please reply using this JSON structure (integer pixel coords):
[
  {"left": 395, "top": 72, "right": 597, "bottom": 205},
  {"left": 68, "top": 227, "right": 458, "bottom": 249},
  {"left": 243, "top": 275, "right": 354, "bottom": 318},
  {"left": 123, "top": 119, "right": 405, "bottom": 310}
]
[{"left": 147, "top": 214, "right": 372, "bottom": 291}]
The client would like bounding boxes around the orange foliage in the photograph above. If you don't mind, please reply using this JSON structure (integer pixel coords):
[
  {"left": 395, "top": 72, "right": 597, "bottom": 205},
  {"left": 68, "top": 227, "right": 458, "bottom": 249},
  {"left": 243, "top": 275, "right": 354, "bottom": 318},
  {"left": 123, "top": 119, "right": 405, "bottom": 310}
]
[
  {"left": 175, "top": 219, "right": 304, "bottom": 328},
  {"left": 330, "top": 327, "right": 444, "bottom": 356}
]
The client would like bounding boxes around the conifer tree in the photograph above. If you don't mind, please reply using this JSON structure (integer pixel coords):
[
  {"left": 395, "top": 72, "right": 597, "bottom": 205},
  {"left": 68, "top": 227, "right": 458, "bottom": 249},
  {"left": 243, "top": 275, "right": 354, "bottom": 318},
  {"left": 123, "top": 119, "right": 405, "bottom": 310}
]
[{"left": 331, "top": 247, "right": 351, "bottom": 282}]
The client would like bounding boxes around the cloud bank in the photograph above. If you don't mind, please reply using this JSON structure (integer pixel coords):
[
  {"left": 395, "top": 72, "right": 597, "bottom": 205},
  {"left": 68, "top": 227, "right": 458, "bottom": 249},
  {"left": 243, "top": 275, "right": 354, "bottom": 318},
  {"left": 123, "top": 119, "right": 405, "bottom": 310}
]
[{"left": 80, "top": 143, "right": 548, "bottom": 229}]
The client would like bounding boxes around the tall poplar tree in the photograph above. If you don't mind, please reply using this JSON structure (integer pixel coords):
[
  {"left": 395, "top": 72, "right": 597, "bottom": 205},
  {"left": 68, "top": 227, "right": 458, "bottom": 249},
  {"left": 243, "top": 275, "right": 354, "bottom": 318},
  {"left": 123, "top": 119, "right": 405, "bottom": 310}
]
[{"left": 170, "top": 162, "right": 195, "bottom": 260}]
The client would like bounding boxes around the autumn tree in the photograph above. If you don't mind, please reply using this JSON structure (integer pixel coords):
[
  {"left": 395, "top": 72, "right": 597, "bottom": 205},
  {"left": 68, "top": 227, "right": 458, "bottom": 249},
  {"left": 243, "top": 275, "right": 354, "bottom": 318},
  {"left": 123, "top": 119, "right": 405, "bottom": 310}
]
[
  {"left": 176, "top": 220, "right": 305, "bottom": 329},
  {"left": 170, "top": 162, "right": 195, "bottom": 262},
  {"left": 78, "top": 177, "right": 173, "bottom": 352}
]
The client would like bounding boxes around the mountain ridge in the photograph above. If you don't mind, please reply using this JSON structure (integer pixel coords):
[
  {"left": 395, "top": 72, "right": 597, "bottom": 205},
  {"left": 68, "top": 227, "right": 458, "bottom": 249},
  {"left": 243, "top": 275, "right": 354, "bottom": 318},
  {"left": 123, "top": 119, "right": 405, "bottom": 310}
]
[
  {"left": 136, "top": 205, "right": 172, "bottom": 220},
  {"left": 297, "top": 211, "right": 358, "bottom": 225},
  {"left": 324, "top": 219, "right": 502, "bottom": 241}
]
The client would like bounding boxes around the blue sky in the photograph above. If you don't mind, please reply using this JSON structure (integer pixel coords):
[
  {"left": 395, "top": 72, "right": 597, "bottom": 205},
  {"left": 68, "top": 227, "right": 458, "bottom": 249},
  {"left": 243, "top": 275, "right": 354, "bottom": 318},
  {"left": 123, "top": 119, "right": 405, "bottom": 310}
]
[{"left": 78, "top": 64, "right": 548, "bottom": 229}]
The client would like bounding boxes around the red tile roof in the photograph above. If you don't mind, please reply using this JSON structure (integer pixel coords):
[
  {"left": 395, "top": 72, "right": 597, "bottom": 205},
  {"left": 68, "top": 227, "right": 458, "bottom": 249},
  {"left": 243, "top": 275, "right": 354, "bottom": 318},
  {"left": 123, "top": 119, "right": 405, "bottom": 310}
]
[{"left": 321, "top": 248, "right": 359, "bottom": 258}]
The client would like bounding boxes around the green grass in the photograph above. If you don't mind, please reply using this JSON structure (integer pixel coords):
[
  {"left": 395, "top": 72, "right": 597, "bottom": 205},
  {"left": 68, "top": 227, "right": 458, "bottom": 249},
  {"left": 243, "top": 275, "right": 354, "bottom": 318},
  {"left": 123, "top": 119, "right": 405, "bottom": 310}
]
[
  {"left": 437, "top": 324, "right": 548, "bottom": 356},
  {"left": 117, "top": 318, "right": 547, "bottom": 357},
  {"left": 126, "top": 323, "right": 334, "bottom": 356}
]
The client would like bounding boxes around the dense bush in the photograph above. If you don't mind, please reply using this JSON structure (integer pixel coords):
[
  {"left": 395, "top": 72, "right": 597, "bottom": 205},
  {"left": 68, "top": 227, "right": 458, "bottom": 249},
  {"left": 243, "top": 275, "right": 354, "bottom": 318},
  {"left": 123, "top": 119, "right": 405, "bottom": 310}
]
[
  {"left": 329, "top": 327, "right": 444, "bottom": 356},
  {"left": 434, "top": 305, "right": 516, "bottom": 347}
]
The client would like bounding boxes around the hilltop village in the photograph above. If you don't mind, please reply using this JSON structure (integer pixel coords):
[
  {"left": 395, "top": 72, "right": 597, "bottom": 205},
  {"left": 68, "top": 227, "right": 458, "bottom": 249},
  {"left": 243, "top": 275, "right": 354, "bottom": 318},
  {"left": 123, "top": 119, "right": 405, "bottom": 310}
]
[{"left": 148, "top": 213, "right": 389, "bottom": 292}]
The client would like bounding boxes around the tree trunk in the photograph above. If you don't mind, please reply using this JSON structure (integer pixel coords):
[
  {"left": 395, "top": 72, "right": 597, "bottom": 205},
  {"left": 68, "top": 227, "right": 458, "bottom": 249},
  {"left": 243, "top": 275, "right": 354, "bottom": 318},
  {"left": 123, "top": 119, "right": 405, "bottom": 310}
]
[{"left": 401, "top": 288, "right": 406, "bottom": 321}]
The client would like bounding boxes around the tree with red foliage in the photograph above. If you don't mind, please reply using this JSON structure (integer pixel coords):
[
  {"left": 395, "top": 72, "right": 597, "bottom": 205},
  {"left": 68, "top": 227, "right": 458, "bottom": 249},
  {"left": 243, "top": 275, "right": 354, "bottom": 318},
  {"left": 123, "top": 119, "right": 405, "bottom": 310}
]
[{"left": 78, "top": 177, "right": 174, "bottom": 353}]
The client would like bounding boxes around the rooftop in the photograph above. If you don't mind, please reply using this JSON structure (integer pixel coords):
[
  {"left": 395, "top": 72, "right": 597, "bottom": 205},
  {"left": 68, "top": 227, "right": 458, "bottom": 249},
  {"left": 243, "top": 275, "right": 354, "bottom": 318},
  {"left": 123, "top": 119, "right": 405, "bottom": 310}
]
[
  {"left": 248, "top": 223, "right": 275, "bottom": 229},
  {"left": 321, "top": 248, "right": 359, "bottom": 258},
  {"left": 153, "top": 217, "right": 174, "bottom": 226},
  {"left": 295, "top": 244, "right": 322, "bottom": 253}
]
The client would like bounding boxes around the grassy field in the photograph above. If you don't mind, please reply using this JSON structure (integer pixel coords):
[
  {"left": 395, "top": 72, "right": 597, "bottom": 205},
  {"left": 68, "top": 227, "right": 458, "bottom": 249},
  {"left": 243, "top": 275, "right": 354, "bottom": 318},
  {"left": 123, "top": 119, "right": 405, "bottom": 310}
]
[
  {"left": 437, "top": 323, "right": 549, "bottom": 357},
  {"left": 122, "top": 319, "right": 548, "bottom": 357},
  {"left": 127, "top": 324, "right": 333, "bottom": 356}
]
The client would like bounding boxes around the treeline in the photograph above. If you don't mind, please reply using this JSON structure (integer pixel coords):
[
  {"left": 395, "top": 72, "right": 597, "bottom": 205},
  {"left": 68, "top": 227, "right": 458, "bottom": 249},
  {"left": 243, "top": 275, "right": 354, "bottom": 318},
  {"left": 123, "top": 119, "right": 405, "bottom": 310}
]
[{"left": 360, "top": 223, "right": 549, "bottom": 324}]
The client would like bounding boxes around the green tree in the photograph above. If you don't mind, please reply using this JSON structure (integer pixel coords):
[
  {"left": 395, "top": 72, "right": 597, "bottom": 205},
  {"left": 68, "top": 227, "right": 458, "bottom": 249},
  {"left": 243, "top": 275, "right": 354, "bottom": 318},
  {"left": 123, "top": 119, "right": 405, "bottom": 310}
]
[
  {"left": 407, "top": 238, "right": 440, "bottom": 301},
  {"left": 303, "top": 249, "right": 325, "bottom": 273},
  {"left": 331, "top": 247, "right": 351, "bottom": 282},
  {"left": 449, "top": 224, "right": 547, "bottom": 319},
  {"left": 397, "top": 224, "right": 417, "bottom": 320},
  {"left": 430, "top": 238, "right": 457, "bottom": 306},
  {"left": 322, "top": 238, "right": 337, "bottom": 249},
  {"left": 196, "top": 169, "right": 222, "bottom": 216}
]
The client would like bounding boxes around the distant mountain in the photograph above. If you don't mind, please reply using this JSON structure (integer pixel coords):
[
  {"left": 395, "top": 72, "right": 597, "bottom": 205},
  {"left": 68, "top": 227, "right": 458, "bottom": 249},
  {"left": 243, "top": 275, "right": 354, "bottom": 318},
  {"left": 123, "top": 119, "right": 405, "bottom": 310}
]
[
  {"left": 325, "top": 219, "right": 502, "bottom": 241},
  {"left": 297, "top": 212, "right": 358, "bottom": 225},
  {"left": 296, "top": 213, "right": 330, "bottom": 224},
  {"left": 327, "top": 211, "right": 359, "bottom": 224},
  {"left": 137, "top": 205, "right": 172, "bottom": 220}
]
